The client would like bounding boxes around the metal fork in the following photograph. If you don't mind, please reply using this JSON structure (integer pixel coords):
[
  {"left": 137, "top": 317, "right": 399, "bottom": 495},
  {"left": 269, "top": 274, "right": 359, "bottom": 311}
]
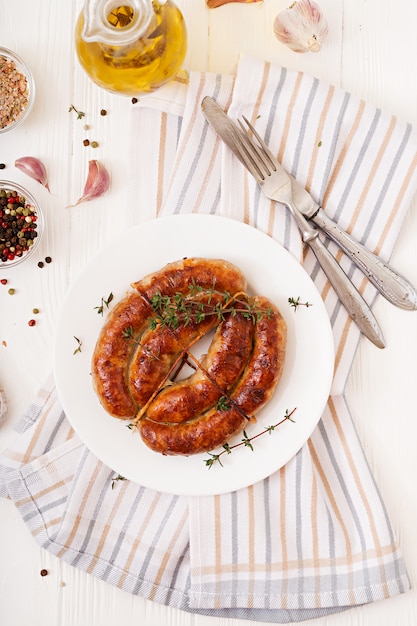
[{"left": 235, "top": 116, "right": 385, "bottom": 349}]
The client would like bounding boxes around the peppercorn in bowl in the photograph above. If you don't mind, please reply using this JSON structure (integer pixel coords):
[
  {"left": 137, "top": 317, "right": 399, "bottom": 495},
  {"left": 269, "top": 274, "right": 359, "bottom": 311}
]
[
  {"left": 0, "top": 181, "right": 43, "bottom": 268},
  {"left": 0, "top": 47, "right": 35, "bottom": 133}
]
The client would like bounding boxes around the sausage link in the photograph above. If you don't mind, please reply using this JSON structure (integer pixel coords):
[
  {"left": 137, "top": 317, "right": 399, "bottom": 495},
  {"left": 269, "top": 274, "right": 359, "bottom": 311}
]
[
  {"left": 230, "top": 296, "right": 287, "bottom": 416},
  {"left": 91, "top": 258, "right": 246, "bottom": 419},
  {"left": 91, "top": 292, "right": 153, "bottom": 418},
  {"left": 139, "top": 406, "right": 248, "bottom": 456},
  {"left": 144, "top": 307, "right": 255, "bottom": 423},
  {"left": 138, "top": 296, "right": 287, "bottom": 455},
  {"left": 132, "top": 257, "right": 247, "bottom": 299},
  {"left": 128, "top": 290, "right": 230, "bottom": 409}
]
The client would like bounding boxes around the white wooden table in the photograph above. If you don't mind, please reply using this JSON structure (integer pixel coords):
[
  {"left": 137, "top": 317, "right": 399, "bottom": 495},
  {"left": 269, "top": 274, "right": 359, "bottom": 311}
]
[{"left": 1, "top": 1, "right": 416, "bottom": 624}]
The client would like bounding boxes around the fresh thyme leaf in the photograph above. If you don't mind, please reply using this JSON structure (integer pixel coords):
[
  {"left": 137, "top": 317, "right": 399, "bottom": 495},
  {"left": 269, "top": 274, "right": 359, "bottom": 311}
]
[
  {"left": 242, "top": 430, "right": 254, "bottom": 451},
  {"left": 288, "top": 296, "right": 312, "bottom": 311},
  {"left": 73, "top": 336, "right": 82, "bottom": 355},
  {"left": 216, "top": 396, "right": 231, "bottom": 411},
  {"left": 111, "top": 474, "right": 126, "bottom": 489},
  {"left": 122, "top": 325, "right": 134, "bottom": 340},
  {"left": 204, "top": 453, "right": 223, "bottom": 468},
  {"left": 69, "top": 104, "right": 86, "bottom": 120},
  {"left": 94, "top": 292, "right": 114, "bottom": 316}
]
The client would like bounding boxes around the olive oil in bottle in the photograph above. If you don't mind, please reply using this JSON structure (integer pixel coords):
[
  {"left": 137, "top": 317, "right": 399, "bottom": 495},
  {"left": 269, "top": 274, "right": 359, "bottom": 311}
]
[{"left": 75, "top": 1, "right": 187, "bottom": 96}]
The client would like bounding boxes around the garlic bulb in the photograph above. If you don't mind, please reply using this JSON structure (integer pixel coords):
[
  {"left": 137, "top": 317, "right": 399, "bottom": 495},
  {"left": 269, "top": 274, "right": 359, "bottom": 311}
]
[{"left": 273, "top": 0, "right": 328, "bottom": 53}]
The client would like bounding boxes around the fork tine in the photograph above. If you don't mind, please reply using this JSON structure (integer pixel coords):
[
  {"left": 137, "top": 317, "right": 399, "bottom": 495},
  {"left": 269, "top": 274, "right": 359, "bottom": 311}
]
[
  {"left": 241, "top": 116, "right": 278, "bottom": 172},
  {"left": 227, "top": 122, "right": 265, "bottom": 180},
  {"left": 236, "top": 120, "right": 273, "bottom": 179}
]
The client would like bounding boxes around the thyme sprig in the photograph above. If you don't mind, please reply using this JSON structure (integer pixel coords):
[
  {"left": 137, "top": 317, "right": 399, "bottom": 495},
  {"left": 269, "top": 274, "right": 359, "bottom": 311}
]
[
  {"left": 148, "top": 284, "right": 273, "bottom": 330},
  {"left": 73, "top": 336, "right": 82, "bottom": 355},
  {"left": 68, "top": 104, "right": 86, "bottom": 120},
  {"left": 204, "top": 407, "right": 297, "bottom": 468},
  {"left": 94, "top": 292, "right": 114, "bottom": 316},
  {"left": 111, "top": 474, "right": 126, "bottom": 489},
  {"left": 288, "top": 296, "right": 312, "bottom": 311}
]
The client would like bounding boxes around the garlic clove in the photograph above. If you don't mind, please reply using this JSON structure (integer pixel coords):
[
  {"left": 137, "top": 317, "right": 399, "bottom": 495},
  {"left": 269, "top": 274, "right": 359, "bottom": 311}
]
[
  {"left": 273, "top": 0, "right": 328, "bottom": 53},
  {"left": 207, "top": 0, "right": 262, "bottom": 7},
  {"left": 15, "top": 156, "right": 50, "bottom": 191},
  {"left": 68, "top": 160, "right": 110, "bottom": 207}
]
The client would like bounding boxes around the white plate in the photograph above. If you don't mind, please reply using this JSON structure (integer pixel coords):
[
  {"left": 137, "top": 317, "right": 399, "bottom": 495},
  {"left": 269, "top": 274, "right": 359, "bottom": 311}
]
[{"left": 54, "top": 214, "right": 334, "bottom": 496}]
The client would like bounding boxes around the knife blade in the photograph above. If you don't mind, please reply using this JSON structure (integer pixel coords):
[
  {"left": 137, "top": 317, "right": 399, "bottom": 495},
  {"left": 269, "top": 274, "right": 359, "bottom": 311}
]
[{"left": 201, "top": 96, "right": 417, "bottom": 311}]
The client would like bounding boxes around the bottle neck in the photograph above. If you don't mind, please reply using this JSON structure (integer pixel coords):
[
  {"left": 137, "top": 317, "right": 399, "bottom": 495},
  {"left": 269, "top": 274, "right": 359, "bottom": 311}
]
[{"left": 82, "top": 0, "right": 160, "bottom": 45}]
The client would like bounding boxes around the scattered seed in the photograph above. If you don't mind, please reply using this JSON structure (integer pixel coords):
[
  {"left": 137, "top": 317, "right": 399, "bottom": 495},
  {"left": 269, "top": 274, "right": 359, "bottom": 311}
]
[
  {"left": 0, "top": 163, "right": 5, "bottom": 170},
  {"left": 83, "top": 139, "right": 90, "bottom": 147},
  {"left": 32, "top": 307, "right": 39, "bottom": 314},
  {"left": 7, "top": 287, "right": 15, "bottom": 295},
  {"left": 37, "top": 261, "right": 44, "bottom": 268},
  {"left": 40, "top": 569, "right": 48, "bottom": 577},
  {"left": 131, "top": 97, "right": 138, "bottom": 104},
  {"left": 100, "top": 109, "right": 107, "bottom": 116},
  {"left": 45, "top": 256, "right": 52, "bottom": 263},
  {"left": 91, "top": 141, "right": 99, "bottom": 148},
  {"left": 0, "top": 278, "right": 7, "bottom": 285},
  {"left": 83, "top": 124, "right": 89, "bottom": 131},
  {"left": 28, "top": 319, "right": 36, "bottom": 326}
]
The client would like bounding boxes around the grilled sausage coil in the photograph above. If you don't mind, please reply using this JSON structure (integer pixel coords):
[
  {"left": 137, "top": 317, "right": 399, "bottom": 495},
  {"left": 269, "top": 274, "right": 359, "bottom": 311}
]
[{"left": 91, "top": 258, "right": 287, "bottom": 456}]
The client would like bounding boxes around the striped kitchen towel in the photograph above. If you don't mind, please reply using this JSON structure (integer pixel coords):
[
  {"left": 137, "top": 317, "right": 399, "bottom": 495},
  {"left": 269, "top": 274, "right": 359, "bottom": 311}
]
[{"left": 1, "top": 55, "right": 416, "bottom": 622}]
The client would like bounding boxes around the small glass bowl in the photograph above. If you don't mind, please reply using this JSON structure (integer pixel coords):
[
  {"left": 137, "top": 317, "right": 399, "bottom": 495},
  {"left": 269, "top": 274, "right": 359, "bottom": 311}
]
[
  {"left": 0, "top": 181, "right": 44, "bottom": 269},
  {"left": 0, "top": 46, "right": 35, "bottom": 133}
]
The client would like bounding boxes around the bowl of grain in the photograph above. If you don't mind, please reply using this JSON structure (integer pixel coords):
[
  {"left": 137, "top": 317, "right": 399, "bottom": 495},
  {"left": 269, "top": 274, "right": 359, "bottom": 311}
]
[{"left": 0, "top": 47, "right": 35, "bottom": 133}]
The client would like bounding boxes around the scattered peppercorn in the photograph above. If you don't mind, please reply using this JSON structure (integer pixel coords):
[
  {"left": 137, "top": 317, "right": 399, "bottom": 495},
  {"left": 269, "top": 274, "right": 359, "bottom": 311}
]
[
  {"left": 83, "top": 139, "right": 90, "bottom": 147},
  {"left": 45, "top": 256, "right": 52, "bottom": 263},
  {"left": 40, "top": 569, "right": 48, "bottom": 576},
  {"left": 131, "top": 97, "right": 138, "bottom": 104},
  {"left": 37, "top": 261, "right": 44, "bottom": 268},
  {"left": 7, "top": 288, "right": 15, "bottom": 295},
  {"left": 32, "top": 307, "right": 39, "bottom": 314},
  {"left": 100, "top": 109, "right": 107, "bottom": 116},
  {"left": 91, "top": 141, "right": 99, "bottom": 148},
  {"left": 0, "top": 163, "right": 5, "bottom": 170},
  {"left": 28, "top": 319, "right": 36, "bottom": 326},
  {"left": 0, "top": 278, "right": 7, "bottom": 285}
]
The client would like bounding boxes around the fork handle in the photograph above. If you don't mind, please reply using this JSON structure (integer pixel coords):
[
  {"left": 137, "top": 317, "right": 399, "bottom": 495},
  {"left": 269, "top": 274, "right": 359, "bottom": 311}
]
[
  {"left": 311, "top": 209, "right": 417, "bottom": 311},
  {"left": 305, "top": 232, "right": 385, "bottom": 349}
]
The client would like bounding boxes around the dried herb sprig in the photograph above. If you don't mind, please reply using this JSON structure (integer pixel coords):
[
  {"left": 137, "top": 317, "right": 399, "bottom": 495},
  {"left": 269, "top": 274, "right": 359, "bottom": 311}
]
[
  {"left": 94, "top": 292, "right": 114, "bottom": 316},
  {"left": 288, "top": 296, "right": 312, "bottom": 311},
  {"left": 204, "top": 407, "right": 297, "bottom": 468}
]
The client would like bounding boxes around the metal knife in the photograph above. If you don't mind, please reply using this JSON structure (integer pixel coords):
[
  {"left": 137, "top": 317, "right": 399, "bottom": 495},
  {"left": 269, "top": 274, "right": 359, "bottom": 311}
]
[{"left": 201, "top": 96, "right": 417, "bottom": 312}]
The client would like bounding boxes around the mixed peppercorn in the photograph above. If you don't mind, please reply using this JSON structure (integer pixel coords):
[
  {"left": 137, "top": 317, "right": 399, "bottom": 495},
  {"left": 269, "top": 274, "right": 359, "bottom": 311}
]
[{"left": 0, "top": 187, "right": 39, "bottom": 263}]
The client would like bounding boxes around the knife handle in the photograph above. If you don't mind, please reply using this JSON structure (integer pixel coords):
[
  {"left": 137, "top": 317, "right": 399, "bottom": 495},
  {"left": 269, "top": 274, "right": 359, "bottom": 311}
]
[
  {"left": 311, "top": 209, "right": 417, "bottom": 311},
  {"left": 288, "top": 202, "right": 385, "bottom": 348},
  {"left": 306, "top": 233, "right": 385, "bottom": 348}
]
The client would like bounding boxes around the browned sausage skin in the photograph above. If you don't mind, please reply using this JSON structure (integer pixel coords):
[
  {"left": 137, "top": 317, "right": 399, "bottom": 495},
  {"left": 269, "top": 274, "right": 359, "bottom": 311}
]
[
  {"left": 138, "top": 297, "right": 287, "bottom": 456},
  {"left": 143, "top": 306, "right": 255, "bottom": 423},
  {"left": 91, "top": 258, "right": 247, "bottom": 418}
]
